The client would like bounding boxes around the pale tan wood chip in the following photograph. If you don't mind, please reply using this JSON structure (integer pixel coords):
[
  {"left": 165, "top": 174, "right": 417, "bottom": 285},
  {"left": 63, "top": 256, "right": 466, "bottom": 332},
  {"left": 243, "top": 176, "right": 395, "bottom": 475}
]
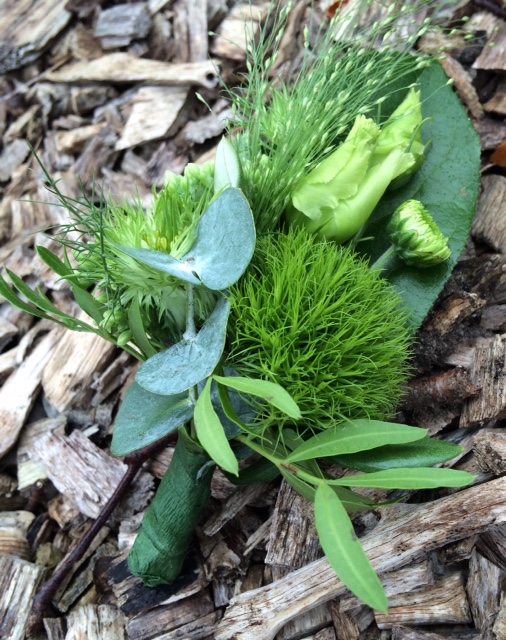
[
  {"left": 211, "top": 3, "right": 270, "bottom": 60},
  {"left": 473, "top": 174, "right": 506, "bottom": 254},
  {"left": 17, "top": 415, "right": 67, "bottom": 490},
  {"left": 41, "top": 327, "right": 116, "bottom": 413},
  {"left": 424, "top": 292, "right": 486, "bottom": 335},
  {"left": 0, "top": 327, "right": 62, "bottom": 460},
  {"left": 484, "top": 78, "right": 506, "bottom": 115},
  {"left": 439, "top": 56, "right": 484, "bottom": 119},
  {"left": 0, "top": 0, "right": 71, "bottom": 73},
  {"left": 215, "top": 475, "right": 506, "bottom": 640},
  {"left": 0, "top": 139, "right": 31, "bottom": 182},
  {"left": 473, "top": 21, "right": 506, "bottom": 72},
  {"left": 460, "top": 335, "right": 506, "bottom": 427},
  {"left": 375, "top": 572, "right": 472, "bottom": 628},
  {"left": 45, "top": 53, "right": 219, "bottom": 89},
  {"left": 466, "top": 549, "right": 503, "bottom": 631},
  {"left": 493, "top": 591, "right": 506, "bottom": 639},
  {"left": 115, "top": 86, "right": 190, "bottom": 150},
  {"left": 392, "top": 627, "right": 478, "bottom": 639},
  {"left": 54, "top": 123, "right": 108, "bottom": 154},
  {"left": 94, "top": 3, "right": 152, "bottom": 49},
  {"left": 187, "top": 0, "right": 209, "bottom": 62},
  {"left": 266, "top": 481, "right": 321, "bottom": 567},
  {"left": 0, "top": 554, "right": 46, "bottom": 640},
  {"left": 474, "top": 428, "right": 506, "bottom": 475},
  {"left": 0, "top": 510, "right": 35, "bottom": 559},
  {"left": 64, "top": 604, "right": 126, "bottom": 640},
  {"left": 146, "top": 611, "right": 221, "bottom": 640}
]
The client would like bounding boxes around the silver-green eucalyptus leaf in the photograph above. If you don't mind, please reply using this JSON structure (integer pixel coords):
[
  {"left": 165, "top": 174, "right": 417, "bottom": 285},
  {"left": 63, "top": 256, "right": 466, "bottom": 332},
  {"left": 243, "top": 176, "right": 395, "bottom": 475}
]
[
  {"left": 136, "top": 295, "right": 231, "bottom": 395},
  {"left": 111, "top": 382, "right": 194, "bottom": 456}
]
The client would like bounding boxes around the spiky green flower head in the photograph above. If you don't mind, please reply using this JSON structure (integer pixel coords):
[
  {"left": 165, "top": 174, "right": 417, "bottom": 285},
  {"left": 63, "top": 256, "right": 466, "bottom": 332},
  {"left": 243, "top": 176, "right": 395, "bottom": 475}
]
[
  {"left": 226, "top": 227, "right": 413, "bottom": 433},
  {"left": 72, "top": 162, "right": 217, "bottom": 352},
  {"left": 387, "top": 199, "right": 451, "bottom": 267}
]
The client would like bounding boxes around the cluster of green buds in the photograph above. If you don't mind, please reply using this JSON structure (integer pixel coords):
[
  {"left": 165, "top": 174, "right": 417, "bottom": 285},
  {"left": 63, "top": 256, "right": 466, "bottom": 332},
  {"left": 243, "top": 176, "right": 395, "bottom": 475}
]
[
  {"left": 98, "top": 299, "right": 133, "bottom": 347},
  {"left": 387, "top": 199, "right": 451, "bottom": 267},
  {"left": 287, "top": 88, "right": 426, "bottom": 244}
]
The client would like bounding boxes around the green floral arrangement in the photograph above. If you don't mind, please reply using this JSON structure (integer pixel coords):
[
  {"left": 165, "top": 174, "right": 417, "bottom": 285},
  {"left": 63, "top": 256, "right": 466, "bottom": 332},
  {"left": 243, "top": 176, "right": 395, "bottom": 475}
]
[{"left": 4, "top": 0, "right": 481, "bottom": 619}]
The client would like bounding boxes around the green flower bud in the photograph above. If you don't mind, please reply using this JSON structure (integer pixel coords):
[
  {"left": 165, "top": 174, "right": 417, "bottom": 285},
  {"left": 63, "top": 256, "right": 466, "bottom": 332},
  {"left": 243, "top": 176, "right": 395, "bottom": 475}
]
[
  {"left": 116, "top": 330, "right": 133, "bottom": 347},
  {"left": 388, "top": 199, "right": 451, "bottom": 268},
  {"left": 371, "top": 87, "right": 426, "bottom": 190},
  {"left": 288, "top": 115, "right": 415, "bottom": 243}
]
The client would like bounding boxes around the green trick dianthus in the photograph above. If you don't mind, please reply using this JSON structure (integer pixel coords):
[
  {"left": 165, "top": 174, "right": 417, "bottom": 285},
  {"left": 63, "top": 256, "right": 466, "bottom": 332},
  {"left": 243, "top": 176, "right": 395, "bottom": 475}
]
[{"left": 227, "top": 228, "right": 413, "bottom": 432}]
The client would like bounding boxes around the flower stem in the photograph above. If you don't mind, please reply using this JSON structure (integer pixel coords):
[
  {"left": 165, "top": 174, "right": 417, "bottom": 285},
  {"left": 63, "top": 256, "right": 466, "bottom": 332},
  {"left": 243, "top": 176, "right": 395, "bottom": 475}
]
[{"left": 370, "top": 245, "right": 397, "bottom": 272}]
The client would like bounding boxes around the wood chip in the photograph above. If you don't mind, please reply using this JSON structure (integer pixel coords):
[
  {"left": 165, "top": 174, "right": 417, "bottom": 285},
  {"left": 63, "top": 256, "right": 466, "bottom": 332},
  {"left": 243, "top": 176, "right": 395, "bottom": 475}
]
[
  {"left": 41, "top": 327, "right": 116, "bottom": 413},
  {"left": 0, "top": 554, "right": 46, "bottom": 640},
  {"left": 127, "top": 590, "right": 214, "bottom": 640},
  {"left": 16, "top": 415, "right": 67, "bottom": 491},
  {"left": 0, "top": 510, "right": 35, "bottom": 559},
  {"left": 116, "top": 86, "right": 190, "bottom": 150},
  {"left": 0, "top": 138, "right": 30, "bottom": 182},
  {"left": 0, "top": 327, "right": 62, "bottom": 459},
  {"left": 460, "top": 335, "right": 506, "bottom": 427},
  {"left": 0, "top": 0, "right": 71, "bottom": 73},
  {"left": 203, "top": 483, "right": 268, "bottom": 537},
  {"left": 265, "top": 481, "right": 321, "bottom": 568},
  {"left": 375, "top": 572, "right": 472, "bottom": 628},
  {"left": 35, "top": 429, "right": 152, "bottom": 519},
  {"left": 466, "top": 549, "right": 503, "bottom": 632},
  {"left": 64, "top": 604, "right": 126, "bottom": 640},
  {"left": 211, "top": 3, "right": 269, "bottom": 60},
  {"left": 215, "top": 475, "right": 506, "bottom": 640},
  {"left": 53, "top": 123, "right": 108, "bottom": 154},
  {"left": 474, "top": 428, "right": 506, "bottom": 475},
  {"left": 473, "top": 22, "right": 506, "bottom": 72},
  {"left": 94, "top": 3, "right": 153, "bottom": 49},
  {"left": 439, "top": 56, "right": 484, "bottom": 119},
  {"left": 473, "top": 174, "right": 506, "bottom": 253},
  {"left": 46, "top": 53, "right": 219, "bottom": 89}
]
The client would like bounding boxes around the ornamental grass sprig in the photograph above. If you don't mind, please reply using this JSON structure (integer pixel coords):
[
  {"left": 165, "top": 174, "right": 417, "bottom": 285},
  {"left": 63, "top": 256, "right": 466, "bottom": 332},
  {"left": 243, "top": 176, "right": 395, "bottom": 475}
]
[{"left": 222, "top": 0, "right": 443, "bottom": 233}]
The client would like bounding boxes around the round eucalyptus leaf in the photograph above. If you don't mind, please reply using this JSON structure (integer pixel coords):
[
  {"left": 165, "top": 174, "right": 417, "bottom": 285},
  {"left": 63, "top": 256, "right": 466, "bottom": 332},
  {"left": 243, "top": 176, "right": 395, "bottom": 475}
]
[
  {"left": 136, "top": 296, "right": 231, "bottom": 395},
  {"left": 111, "top": 382, "right": 194, "bottom": 456},
  {"left": 184, "top": 188, "right": 255, "bottom": 290},
  {"left": 114, "top": 246, "right": 201, "bottom": 285}
]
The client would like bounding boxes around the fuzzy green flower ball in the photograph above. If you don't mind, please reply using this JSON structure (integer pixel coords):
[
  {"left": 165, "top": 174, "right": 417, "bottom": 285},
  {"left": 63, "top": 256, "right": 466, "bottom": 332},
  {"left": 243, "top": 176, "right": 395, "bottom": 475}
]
[{"left": 227, "top": 228, "right": 413, "bottom": 432}]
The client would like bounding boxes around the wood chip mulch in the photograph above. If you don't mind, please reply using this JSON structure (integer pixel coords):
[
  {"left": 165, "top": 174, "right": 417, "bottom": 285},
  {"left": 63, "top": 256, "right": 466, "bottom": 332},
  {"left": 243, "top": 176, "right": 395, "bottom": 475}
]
[{"left": 1, "top": 1, "right": 506, "bottom": 639}]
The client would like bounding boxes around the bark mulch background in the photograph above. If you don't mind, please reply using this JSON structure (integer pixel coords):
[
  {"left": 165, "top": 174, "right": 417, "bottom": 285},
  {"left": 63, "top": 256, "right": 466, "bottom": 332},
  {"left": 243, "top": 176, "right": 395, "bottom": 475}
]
[{"left": 1, "top": 1, "right": 506, "bottom": 639}]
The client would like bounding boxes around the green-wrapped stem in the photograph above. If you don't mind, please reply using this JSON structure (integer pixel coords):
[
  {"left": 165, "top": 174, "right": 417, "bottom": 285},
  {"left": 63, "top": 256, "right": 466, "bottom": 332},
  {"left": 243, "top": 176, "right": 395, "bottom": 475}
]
[{"left": 128, "top": 437, "right": 213, "bottom": 586}]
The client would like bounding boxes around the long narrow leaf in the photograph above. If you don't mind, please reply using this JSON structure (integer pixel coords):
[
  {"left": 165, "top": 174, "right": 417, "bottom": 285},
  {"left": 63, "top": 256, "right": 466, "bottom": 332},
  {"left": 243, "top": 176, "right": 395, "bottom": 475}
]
[
  {"left": 286, "top": 420, "right": 427, "bottom": 463},
  {"left": 36, "top": 245, "right": 74, "bottom": 277},
  {"left": 71, "top": 285, "right": 104, "bottom": 326},
  {"left": 128, "top": 297, "right": 157, "bottom": 359},
  {"left": 327, "top": 467, "right": 475, "bottom": 490},
  {"left": 213, "top": 375, "right": 301, "bottom": 419},
  {"left": 315, "top": 483, "right": 388, "bottom": 612},
  {"left": 194, "top": 378, "right": 239, "bottom": 476},
  {"left": 331, "top": 438, "right": 464, "bottom": 473}
]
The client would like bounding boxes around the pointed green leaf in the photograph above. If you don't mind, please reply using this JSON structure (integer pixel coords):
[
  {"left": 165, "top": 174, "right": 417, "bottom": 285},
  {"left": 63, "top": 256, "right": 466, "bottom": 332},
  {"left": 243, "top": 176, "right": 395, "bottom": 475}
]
[
  {"left": 36, "top": 245, "right": 73, "bottom": 277},
  {"left": 128, "top": 297, "right": 157, "bottom": 359},
  {"left": 213, "top": 375, "right": 301, "bottom": 419},
  {"left": 331, "top": 438, "right": 464, "bottom": 473},
  {"left": 71, "top": 285, "right": 104, "bottom": 326},
  {"left": 111, "top": 382, "right": 194, "bottom": 456},
  {"left": 118, "top": 189, "right": 255, "bottom": 291},
  {"left": 136, "top": 296, "right": 230, "bottom": 395},
  {"left": 214, "top": 138, "right": 241, "bottom": 192},
  {"left": 328, "top": 467, "right": 475, "bottom": 490},
  {"left": 194, "top": 378, "right": 239, "bottom": 475},
  {"left": 315, "top": 483, "right": 388, "bottom": 611},
  {"left": 6, "top": 268, "right": 70, "bottom": 317},
  {"left": 286, "top": 420, "right": 427, "bottom": 463}
]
